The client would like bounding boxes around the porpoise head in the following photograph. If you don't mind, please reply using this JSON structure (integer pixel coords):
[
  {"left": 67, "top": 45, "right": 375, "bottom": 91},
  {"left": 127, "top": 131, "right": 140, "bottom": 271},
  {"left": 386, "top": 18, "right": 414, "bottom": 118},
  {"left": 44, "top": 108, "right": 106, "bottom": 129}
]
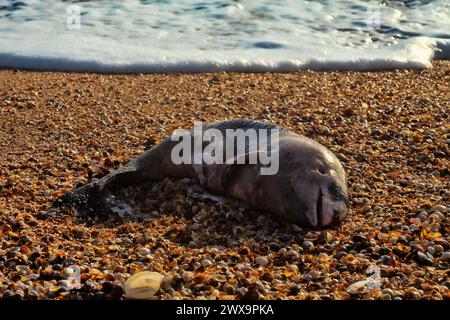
[{"left": 258, "top": 136, "right": 349, "bottom": 229}]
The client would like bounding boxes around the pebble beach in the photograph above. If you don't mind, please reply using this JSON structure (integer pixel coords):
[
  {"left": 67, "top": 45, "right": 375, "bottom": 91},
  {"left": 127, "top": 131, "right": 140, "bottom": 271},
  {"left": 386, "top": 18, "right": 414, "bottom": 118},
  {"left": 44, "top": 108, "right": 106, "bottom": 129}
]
[{"left": 0, "top": 62, "right": 449, "bottom": 300}]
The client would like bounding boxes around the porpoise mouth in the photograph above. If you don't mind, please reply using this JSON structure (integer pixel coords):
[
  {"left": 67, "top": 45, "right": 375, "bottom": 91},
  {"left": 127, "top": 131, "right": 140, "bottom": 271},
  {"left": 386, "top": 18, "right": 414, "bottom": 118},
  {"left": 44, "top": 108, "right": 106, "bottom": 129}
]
[
  {"left": 316, "top": 186, "right": 324, "bottom": 226},
  {"left": 309, "top": 186, "right": 341, "bottom": 230}
]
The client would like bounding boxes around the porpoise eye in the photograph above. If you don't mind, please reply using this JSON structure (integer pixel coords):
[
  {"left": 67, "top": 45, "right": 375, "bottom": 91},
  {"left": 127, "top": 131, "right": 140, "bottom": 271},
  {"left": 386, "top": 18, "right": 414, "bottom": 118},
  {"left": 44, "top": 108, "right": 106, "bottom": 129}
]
[{"left": 328, "top": 182, "right": 348, "bottom": 204}]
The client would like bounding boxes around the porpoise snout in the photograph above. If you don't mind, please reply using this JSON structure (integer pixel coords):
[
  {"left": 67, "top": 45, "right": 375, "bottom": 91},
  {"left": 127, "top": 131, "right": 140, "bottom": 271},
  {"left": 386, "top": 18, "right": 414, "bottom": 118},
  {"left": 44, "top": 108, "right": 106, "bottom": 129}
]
[{"left": 304, "top": 184, "right": 349, "bottom": 229}]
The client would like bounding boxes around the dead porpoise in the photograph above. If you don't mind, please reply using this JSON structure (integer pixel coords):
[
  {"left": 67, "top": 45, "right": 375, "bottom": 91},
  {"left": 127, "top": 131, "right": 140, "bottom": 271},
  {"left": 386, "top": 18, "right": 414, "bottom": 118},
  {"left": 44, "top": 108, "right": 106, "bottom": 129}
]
[{"left": 59, "top": 119, "right": 349, "bottom": 229}]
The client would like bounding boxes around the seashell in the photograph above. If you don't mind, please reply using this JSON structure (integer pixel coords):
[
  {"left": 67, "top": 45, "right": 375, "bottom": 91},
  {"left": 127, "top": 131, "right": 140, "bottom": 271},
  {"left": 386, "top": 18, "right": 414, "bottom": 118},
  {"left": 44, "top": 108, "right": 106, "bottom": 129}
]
[
  {"left": 124, "top": 271, "right": 164, "bottom": 300},
  {"left": 347, "top": 280, "right": 369, "bottom": 295},
  {"left": 213, "top": 274, "right": 227, "bottom": 283}
]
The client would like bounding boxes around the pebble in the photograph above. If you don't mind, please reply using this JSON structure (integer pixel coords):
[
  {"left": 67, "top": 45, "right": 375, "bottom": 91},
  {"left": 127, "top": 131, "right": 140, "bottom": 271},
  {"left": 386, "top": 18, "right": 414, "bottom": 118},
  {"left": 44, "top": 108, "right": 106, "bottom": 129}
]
[
  {"left": 308, "top": 270, "right": 321, "bottom": 280},
  {"left": 255, "top": 256, "right": 269, "bottom": 267},
  {"left": 124, "top": 271, "right": 164, "bottom": 300},
  {"left": 379, "top": 255, "right": 394, "bottom": 265},
  {"left": 279, "top": 234, "right": 292, "bottom": 242},
  {"left": 288, "top": 285, "right": 301, "bottom": 296},
  {"left": 428, "top": 213, "right": 441, "bottom": 221},
  {"left": 236, "top": 287, "right": 248, "bottom": 296},
  {"left": 261, "top": 272, "right": 274, "bottom": 282},
  {"left": 138, "top": 247, "right": 151, "bottom": 256},
  {"left": 201, "top": 259, "right": 213, "bottom": 267},
  {"left": 434, "top": 245, "right": 444, "bottom": 254},
  {"left": 182, "top": 271, "right": 193, "bottom": 282},
  {"left": 60, "top": 267, "right": 77, "bottom": 279},
  {"left": 15, "top": 265, "right": 29, "bottom": 275},
  {"left": 430, "top": 205, "right": 446, "bottom": 213},
  {"left": 382, "top": 288, "right": 394, "bottom": 297},
  {"left": 417, "top": 252, "right": 434, "bottom": 266},
  {"left": 440, "top": 252, "right": 450, "bottom": 262},
  {"left": 268, "top": 242, "right": 281, "bottom": 251},
  {"left": 406, "top": 290, "right": 422, "bottom": 300},
  {"left": 286, "top": 249, "right": 299, "bottom": 259},
  {"left": 302, "top": 241, "right": 314, "bottom": 250}
]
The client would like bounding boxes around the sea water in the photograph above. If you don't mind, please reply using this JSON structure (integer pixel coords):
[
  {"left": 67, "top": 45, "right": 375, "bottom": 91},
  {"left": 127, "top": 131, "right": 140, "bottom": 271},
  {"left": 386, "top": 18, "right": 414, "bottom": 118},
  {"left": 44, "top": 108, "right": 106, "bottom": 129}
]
[{"left": 0, "top": 0, "right": 449, "bottom": 72}]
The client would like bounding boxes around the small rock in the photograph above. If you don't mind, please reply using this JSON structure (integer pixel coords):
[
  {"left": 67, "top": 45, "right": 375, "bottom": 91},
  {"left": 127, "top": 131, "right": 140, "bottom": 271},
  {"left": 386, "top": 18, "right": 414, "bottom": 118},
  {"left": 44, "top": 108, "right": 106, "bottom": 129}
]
[
  {"left": 430, "top": 205, "right": 446, "bottom": 213},
  {"left": 138, "top": 247, "right": 151, "bottom": 256},
  {"left": 15, "top": 265, "right": 29, "bottom": 275},
  {"left": 255, "top": 256, "right": 269, "bottom": 267},
  {"left": 428, "top": 213, "right": 441, "bottom": 221},
  {"left": 382, "top": 288, "right": 394, "bottom": 297},
  {"left": 416, "top": 252, "right": 433, "bottom": 266},
  {"left": 288, "top": 285, "right": 301, "bottom": 296},
  {"left": 405, "top": 290, "right": 422, "bottom": 300},
  {"left": 302, "top": 241, "right": 314, "bottom": 250},
  {"left": 440, "top": 252, "right": 450, "bottom": 262},
  {"left": 261, "top": 272, "right": 274, "bottom": 282},
  {"left": 61, "top": 267, "right": 76, "bottom": 279},
  {"left": 269, "top": 242, "right": 281, "bottom": 251},
  {"left": 426, "top": 246, "right": 435, "bottom": 256},
  {"left": 241, "top": 289, "right": 261, "bottom": 300},
  {"left": 308, "top": 270, "right": 321, "bottom": 280},
  {"left": 380, "top": 223, "right": 390, "bottom": 233},
  {"left": 201, "top": 259, "right": 213, "bottom": 267},
  {"left": 208, "top": 75, "right": 220, "bottom": 84},
  {"left": 236, "top": 287, "right": 248, "bottom": 296},
  {"left": 379, "top": 255, "right": 394, "bottom": 265},
  {"left": 72, "top": 227, "right": 87, "bottom": 237},
  {"left": 287, "top": 249, "right": 299, "bottom": 259},
  {"left": 434, "top": 245, "right": 444, "bottom": 254},
  {"left": 279, "top": 234, "right": 292, "bottom": 242},
  {"left": 182, "top": 271, "right": 192, "bottom": 282},
  {"left": 124, "top": 271, "right": 164, "bottom": 300}
]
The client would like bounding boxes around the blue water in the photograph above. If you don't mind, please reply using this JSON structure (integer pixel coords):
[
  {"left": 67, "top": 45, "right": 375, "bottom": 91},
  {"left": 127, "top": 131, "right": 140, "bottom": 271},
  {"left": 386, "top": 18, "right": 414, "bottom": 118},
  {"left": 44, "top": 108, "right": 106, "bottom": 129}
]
[{"left": 0, "top": 0, "right": 449, "bottom": 72}]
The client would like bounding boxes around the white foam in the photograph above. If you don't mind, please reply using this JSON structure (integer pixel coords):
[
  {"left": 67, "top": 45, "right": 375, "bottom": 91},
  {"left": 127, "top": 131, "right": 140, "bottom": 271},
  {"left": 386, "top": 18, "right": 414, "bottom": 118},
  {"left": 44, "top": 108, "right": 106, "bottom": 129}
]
[{"left": 0, "top": 0, "right": 448, "bottom": 73}]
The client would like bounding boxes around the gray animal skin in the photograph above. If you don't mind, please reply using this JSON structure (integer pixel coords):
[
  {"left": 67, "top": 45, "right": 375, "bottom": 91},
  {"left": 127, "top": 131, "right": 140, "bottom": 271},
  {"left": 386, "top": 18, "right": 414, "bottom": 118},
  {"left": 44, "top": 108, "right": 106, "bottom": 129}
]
[{"left": 60, "top": 119, "right": 349, "bottom": 229}]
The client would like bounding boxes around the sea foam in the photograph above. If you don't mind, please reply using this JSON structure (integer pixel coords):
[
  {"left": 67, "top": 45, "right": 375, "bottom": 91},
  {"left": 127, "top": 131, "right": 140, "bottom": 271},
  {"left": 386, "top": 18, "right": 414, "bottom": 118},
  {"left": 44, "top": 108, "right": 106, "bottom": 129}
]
[{"left": 0, "top": 0, "right": 448, "bottom": 72}]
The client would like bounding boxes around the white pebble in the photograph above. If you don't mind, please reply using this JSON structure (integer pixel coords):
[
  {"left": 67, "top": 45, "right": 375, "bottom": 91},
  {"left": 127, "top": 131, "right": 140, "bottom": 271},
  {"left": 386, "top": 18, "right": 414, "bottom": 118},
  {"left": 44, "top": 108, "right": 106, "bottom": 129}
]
[
  {"left": 255, "top": 256, "right": 269, "bottom": 267},
  {"left": 430, "top": 205, "right": 446, "bottom": 213},
  {"left": 138, "top": 247, "right": 151, "bottom": 256},
  {"left": 201, "top": 259, "right": 213, "bottom": 267}
]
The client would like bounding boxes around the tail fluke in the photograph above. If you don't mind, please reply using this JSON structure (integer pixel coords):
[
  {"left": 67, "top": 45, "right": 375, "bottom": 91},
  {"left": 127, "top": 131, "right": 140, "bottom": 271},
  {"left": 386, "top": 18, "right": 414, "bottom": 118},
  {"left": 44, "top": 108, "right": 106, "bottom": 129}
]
[{"left": 55, "top": 183, "right": 110, "bottom": 216}]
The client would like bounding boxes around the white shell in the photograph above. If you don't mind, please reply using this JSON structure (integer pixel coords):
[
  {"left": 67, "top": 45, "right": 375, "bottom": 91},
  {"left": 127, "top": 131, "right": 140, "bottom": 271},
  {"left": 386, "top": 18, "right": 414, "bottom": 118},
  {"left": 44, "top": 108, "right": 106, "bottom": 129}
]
[
  {"left": 125, "top": 271, "right": 164, "bottom": 299},
  {"left": 346, "top": 279, "right": 369, "bottom": 294}
]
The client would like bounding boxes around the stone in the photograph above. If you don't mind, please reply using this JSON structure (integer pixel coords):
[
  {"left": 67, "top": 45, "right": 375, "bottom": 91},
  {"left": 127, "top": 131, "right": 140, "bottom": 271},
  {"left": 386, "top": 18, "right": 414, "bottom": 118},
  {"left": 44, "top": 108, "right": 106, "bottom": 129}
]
[
  {"left": 302, "top": 241, "right": 314, "bottom": 250},
  {"left": 417, "top": 252, "right": 433, "bottom": 266},
  {"left": 201, "top": 259, "right": 213, "bottom": 267},
  {"left": 255, "top": 256, "right": 269, "bottom": 267},
  {"left": 440, "top": 252, "right": 450, "bottom": 262},
  {"left": 138, "top": 247, "right": 151, "bottom": 256},
  {"left": 430, "top": 205, "right": 446, "bottom": 213}
]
